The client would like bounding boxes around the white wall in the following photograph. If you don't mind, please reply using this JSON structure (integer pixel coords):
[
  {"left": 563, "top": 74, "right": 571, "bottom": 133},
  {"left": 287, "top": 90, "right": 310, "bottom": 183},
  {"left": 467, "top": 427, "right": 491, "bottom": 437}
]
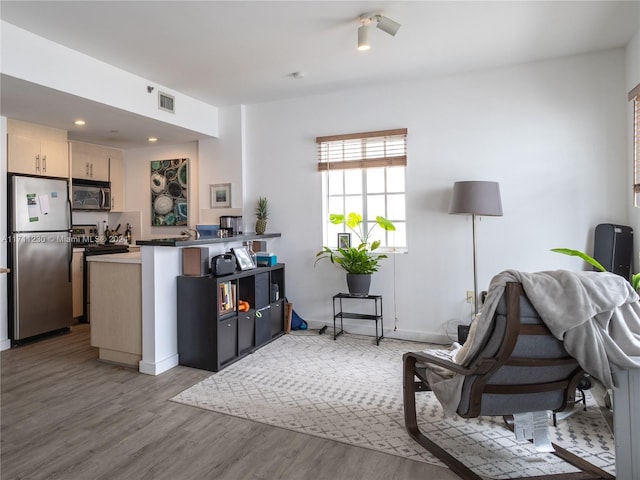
[
  {"left": 2, "top": 38, "right": 635, "bottom": 348},
  {"left": 244, "top": 49, "right": 628, "bottom": 343},
  {"left": 1, "top": 21, "right": 219, "bottom": 138},
  {"left": 124, "top": 142, "right": 199, "bottom": 240},
  {"left": 198, "top": 105, "right": 245, "bottom": 227},
  {"left": 123, "top": 111, "right": 247, "bottom": 239},
  {"left": 626, "top": 29, "right": 640, "bottom": 270}
]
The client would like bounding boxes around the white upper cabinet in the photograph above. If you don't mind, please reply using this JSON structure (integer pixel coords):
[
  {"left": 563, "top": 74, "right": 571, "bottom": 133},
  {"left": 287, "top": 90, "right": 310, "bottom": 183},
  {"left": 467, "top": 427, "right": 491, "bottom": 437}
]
[
  {"left": 109, "top": 151, "right": 125, "bottom": 212},
  {"left": 70, "top": 141, "right": 111, "bottom": 182},
  {"left": 7, "top": 120, "right": 69, "bottom": 179}
]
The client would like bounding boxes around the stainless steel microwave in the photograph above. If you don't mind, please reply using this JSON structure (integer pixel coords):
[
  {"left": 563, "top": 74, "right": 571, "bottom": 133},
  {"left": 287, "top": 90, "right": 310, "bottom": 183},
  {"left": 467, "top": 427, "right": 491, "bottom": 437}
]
[{"left": 71, "top": 179, "right": 111, "bottom": 211}]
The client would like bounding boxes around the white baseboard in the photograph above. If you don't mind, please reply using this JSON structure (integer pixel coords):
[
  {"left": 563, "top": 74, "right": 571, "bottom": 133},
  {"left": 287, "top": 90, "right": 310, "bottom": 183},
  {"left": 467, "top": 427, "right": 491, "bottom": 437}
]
[
  {"left": 139, "top": 353, "right": 179, "bottom": 376},
  {"left": 304, "top": 319, "right": 451, "bottom": 345},
  {"left": 0, "top": 338, "right": 11, "bottom": 351}
]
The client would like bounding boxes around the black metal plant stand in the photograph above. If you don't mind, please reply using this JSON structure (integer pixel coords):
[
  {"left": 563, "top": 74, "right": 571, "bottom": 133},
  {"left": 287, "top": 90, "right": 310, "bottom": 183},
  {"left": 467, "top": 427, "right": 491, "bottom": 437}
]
[{"left": 332, "top": 293, "right": 384, "bottom": 345}]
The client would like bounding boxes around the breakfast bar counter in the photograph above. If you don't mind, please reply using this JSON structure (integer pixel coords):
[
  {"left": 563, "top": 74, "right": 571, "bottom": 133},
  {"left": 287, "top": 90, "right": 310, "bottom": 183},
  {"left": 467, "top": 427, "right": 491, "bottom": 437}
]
[
  {"left": 135, "top": 233, "right": 281, "bottom": 375},
  {"left": 136, "top": 232, "right": 281, "bottom": 247}
]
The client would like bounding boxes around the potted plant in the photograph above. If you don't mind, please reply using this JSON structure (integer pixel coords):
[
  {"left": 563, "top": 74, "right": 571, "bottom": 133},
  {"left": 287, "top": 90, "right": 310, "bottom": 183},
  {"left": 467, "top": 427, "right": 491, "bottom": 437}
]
[
  {"left": 552, "top": 247, "right": 640, "bottom": 290},
  {"left": 315, "top": 212, "right": 395, "bottom": 295},
  {"left": 255, "top": 197, "right": 269, "bottom": 234}
]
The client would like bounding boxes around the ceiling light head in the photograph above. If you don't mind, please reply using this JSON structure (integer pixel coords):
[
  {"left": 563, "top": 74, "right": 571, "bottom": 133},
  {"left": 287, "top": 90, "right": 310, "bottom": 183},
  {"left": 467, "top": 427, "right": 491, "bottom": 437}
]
[
  {"left": 357, "top": 24, "right": 370, "bottom": 51},
  {"left": 356, "top": 11, "right": 400, "bottom": 50},
  {"left": 375, "top": 15, "right": 401, "bottom": 36},
  {"left": 148, "top": 137, "right": 158, "bottom": 143},
  {"left": 74, "top": 119, "right": 86, "bottom": 126}
]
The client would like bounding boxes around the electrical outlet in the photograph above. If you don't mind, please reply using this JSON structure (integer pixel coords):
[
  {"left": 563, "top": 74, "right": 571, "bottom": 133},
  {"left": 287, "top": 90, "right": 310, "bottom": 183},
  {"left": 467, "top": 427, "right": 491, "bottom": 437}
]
[{"left": 466, "top": 291, "right": 475, "bottom": 304}]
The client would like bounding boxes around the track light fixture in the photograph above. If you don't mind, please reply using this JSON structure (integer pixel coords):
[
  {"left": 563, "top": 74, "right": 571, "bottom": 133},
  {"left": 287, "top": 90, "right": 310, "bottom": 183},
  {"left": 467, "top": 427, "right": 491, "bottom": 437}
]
[
  {"left": 375, "top": 14, "right": 401, "bottom": 36},
  {"left": 357, "top": 12, "right": 401, "bottom": 50},
  {"left": 357, "top": 22, "right": 371, "bottom": 51}
]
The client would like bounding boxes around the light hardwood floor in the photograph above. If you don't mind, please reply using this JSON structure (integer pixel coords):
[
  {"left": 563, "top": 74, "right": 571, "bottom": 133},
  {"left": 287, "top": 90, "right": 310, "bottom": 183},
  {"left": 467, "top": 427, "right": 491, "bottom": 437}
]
[{"left": 1, "top": 324, "right": 459, "bottom": 480}]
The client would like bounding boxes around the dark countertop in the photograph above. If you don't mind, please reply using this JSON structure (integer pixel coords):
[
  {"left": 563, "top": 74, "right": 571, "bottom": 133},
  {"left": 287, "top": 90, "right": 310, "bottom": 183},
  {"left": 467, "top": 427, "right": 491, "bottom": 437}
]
[{"left": 136, "top": 232, "right": 281, "bottom": 247}]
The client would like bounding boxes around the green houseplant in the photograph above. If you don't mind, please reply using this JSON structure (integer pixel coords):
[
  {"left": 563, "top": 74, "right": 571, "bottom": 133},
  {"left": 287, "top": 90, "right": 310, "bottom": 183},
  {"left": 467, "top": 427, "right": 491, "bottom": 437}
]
[
  {"left": 315, "top": 213, "right": 395, "bottom": 295},
  {"left": 255, "top": 197, "right": 269, "bottom": 234},
  {"left": 551, "top": 247, "right": 640, "bottom": 290}
]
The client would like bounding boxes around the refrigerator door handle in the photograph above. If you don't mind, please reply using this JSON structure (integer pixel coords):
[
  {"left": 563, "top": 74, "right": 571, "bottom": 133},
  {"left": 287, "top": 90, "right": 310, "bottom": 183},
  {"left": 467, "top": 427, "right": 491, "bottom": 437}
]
[
  {"left": 67, "top": 197, "right": 73, "bottom": 231},
  {"left": 68, "top": 241, "right": 73, "bottom": 283}
]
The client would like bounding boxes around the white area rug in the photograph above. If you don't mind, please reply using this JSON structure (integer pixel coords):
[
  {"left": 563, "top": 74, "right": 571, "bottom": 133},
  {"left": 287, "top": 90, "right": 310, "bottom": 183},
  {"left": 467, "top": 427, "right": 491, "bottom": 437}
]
[{"left": 171, "top": 332, "right": 615, "bottom": 478}]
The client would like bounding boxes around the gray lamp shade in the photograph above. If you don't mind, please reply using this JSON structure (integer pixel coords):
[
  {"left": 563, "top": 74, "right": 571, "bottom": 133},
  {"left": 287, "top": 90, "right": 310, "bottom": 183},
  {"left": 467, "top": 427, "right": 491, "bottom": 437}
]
[{"left": 448, "top": 181, "right": 503, "bottom": 216}]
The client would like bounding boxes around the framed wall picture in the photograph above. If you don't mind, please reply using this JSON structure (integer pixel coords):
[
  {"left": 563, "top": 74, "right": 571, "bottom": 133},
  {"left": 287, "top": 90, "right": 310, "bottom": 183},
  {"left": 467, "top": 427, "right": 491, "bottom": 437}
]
[
  {"left": 338, "top": 232, "right": 351, "bottom": 249},
  {"left": 150, "top": 158, "right": 188, "bottom": 226},
  {"left": 232, "top": 246, "right": 255, "bottom": 270},
  {"left": 210, "top": 183, "right": 232, "bottom": 208}
]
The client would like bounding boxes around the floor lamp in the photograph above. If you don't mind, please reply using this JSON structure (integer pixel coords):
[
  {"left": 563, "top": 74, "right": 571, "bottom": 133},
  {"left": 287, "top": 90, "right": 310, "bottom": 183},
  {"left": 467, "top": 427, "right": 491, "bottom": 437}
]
[{"left": 448, "top": 181, "right": 503, "bottom": 318}]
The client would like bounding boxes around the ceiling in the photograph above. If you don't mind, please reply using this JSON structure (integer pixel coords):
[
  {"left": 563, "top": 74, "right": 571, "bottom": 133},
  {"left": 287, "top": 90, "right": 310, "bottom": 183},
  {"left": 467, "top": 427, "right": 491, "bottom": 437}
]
[{"left": 1, "top": 1, "right": 639, "bottom": 149}]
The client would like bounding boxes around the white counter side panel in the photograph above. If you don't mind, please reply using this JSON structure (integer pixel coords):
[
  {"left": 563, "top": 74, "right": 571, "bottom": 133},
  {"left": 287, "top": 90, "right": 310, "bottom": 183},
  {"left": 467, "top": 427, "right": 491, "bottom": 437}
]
[{"left": 139, "top": 246, "right": 180, "bottom": 375}]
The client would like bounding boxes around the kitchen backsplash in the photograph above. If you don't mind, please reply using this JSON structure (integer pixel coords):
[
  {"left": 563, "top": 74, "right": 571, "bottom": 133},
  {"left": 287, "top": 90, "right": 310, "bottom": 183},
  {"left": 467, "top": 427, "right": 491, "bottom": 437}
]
[{"left": 72, "top": 210, "right": 142, "bottom": 245}]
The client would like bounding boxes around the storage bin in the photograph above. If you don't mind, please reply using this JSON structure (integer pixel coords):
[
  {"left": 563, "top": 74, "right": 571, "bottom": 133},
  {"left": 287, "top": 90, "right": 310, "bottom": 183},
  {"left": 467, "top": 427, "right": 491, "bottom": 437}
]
[{"left": 256, "top": 252, "right": 277, "bottom": 266}]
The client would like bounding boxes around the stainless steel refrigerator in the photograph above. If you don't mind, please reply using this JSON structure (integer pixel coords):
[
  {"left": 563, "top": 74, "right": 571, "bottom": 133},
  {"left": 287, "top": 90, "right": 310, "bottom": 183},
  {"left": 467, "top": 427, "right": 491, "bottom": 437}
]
[{"left": 8, "top": 174, "right": 73, "bottom": 343}]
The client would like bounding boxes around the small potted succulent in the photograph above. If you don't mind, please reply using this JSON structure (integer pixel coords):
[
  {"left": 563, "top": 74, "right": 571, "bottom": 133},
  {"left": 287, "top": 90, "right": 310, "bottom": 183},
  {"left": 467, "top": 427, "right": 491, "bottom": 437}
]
[
  {"left": 255, "top": 197, "right": 269, "bottom": 234},
  {"left": 315, "top": 212, "right": 395, "bottom": 295}
]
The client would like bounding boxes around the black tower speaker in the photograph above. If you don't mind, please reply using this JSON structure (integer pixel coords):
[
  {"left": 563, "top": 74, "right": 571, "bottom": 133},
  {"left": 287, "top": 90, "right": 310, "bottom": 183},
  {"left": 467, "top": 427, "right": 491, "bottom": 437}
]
[{"left": 593, "top": 223, "right": 633, "bottom": 279}]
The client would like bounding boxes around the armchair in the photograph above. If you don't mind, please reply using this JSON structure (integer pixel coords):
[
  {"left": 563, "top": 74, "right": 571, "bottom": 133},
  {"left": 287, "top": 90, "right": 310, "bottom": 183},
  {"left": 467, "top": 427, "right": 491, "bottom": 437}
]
[{"left": 403, "top": 282, "right": 614, "bottom": 480}]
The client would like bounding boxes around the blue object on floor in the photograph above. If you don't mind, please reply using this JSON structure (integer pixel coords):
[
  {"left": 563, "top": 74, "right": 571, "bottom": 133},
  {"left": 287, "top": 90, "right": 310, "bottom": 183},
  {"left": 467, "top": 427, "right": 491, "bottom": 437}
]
[{"left": 291, "top": 309, "right": 307, "bottom": 330}]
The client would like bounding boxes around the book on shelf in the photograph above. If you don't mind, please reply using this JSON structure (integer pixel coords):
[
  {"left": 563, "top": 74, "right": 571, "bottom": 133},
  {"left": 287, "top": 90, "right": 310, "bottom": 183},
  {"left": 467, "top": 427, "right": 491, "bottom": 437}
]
[{"left": 218, "top": 281, "right": 236, "bottom": 315}]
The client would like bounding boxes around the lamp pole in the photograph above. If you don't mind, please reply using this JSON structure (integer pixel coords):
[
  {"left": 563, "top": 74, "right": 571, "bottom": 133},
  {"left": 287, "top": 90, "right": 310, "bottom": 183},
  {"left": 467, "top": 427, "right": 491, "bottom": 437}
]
[{"left": 471, "top": 213, "right": 479, "bottom": 317}]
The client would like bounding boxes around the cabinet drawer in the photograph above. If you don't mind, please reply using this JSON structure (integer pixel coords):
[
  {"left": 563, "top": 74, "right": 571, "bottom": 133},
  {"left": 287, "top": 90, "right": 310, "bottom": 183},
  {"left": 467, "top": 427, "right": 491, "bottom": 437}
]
[
  {"left": 255, "top": 305, "right": 271, "bottom": 347},
  {"left": 270, "top": 300, "right": 284, "bottom": 338},
  {"left": 238, "top": 311, "right": 255, "bottom": 355},
  {"left": 217, "top": 316, "right": 237, "bottom": 366}
]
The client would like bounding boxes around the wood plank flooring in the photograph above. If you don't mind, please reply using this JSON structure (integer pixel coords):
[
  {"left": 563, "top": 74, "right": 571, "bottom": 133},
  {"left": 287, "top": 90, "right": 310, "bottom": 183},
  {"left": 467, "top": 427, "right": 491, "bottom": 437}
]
[{"left": 1, "top": 325, "right": 459, "bottom": 480}]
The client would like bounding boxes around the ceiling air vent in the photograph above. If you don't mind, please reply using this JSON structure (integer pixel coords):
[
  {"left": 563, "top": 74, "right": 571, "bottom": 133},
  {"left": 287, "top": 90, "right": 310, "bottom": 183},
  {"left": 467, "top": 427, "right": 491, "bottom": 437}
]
[{"left": 158, "top": 91, "right": 175, "bottom": 113}]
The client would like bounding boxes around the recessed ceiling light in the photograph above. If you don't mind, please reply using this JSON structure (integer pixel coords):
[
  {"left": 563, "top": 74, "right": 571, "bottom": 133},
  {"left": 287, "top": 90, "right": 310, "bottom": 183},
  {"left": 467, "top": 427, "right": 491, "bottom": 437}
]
[
  {"left": 148, "top": 137, "right": 158, "bottom": 143},
  {"left": 74, "top": 119, "right": 86, "bottom": 126}
]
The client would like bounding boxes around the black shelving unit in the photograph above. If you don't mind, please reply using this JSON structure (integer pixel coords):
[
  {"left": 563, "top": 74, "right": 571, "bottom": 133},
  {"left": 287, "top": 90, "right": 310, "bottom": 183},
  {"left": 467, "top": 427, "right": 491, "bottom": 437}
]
[
  {"left": 177, "top": 264, "right": 285, "bottom": 372},
  {"left": 332, "top": 293, "right": 384, "bottom": 345}
]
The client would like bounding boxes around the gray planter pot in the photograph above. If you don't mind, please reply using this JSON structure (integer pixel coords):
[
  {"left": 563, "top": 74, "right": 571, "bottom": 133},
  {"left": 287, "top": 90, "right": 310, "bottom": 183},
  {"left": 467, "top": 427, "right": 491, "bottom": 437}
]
[{"left": 346, "top": 273, "right": 371, "bottom": 296}]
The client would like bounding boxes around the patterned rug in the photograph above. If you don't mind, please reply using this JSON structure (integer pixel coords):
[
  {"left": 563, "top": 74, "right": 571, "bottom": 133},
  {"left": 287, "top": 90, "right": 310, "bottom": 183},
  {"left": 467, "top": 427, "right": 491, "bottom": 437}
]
[{"left": 171, "top": 331, "right": 615, "bottom": 479}]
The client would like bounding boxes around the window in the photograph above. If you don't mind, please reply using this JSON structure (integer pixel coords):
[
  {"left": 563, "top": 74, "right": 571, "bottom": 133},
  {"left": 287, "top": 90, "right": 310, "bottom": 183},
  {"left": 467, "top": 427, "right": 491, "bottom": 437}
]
[
  {"left": 317, "top": 128, "right": 407, "bottom": 251},
  {"left": 633, "top": 83, "right": 640, "bottom": 206}
]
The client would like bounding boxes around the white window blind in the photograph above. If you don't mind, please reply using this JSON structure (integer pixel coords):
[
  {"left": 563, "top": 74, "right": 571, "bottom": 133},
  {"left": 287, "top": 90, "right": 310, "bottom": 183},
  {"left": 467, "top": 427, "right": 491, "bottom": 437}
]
[
  {"left": 631, "top": 83, "right": 640, "bottom": 206},
  {"left": 316, "top": 128, "right": 407, "bottom": 171}
]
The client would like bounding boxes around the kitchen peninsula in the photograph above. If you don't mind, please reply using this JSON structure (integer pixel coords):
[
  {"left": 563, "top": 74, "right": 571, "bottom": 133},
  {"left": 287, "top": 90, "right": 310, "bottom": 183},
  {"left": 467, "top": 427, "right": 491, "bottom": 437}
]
[
  {"left": 87, "top": 252, "right": 142, "bottom": 367},
  {"left": 136, "top": 233, "right": 281, "bottom": 375}
]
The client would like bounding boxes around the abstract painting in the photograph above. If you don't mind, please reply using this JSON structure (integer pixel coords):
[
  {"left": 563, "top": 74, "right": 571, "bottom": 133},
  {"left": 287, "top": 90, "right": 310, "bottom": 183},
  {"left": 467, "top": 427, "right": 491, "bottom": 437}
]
[{"left": 150, "top": 158, "right": 188, "bottom": 226}]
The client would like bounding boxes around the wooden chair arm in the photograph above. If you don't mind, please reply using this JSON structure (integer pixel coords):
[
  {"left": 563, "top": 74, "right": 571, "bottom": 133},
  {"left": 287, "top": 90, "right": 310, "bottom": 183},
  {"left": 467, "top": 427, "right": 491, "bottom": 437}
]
[
  {"left": 403, "top": 351, "right": 471, "bottom": 375},
  {"left": 403, "top": 350, "right": 498, "bottom": 376}
]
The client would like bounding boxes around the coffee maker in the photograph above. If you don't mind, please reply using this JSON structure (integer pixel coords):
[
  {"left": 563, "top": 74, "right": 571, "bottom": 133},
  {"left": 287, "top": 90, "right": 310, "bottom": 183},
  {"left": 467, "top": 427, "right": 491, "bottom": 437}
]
[
  {"left": 219, "top": 216, "right": 234, "bottom": 237},
  {"left": 219, "top": 215, "right": 243, "bottom": 236}
]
